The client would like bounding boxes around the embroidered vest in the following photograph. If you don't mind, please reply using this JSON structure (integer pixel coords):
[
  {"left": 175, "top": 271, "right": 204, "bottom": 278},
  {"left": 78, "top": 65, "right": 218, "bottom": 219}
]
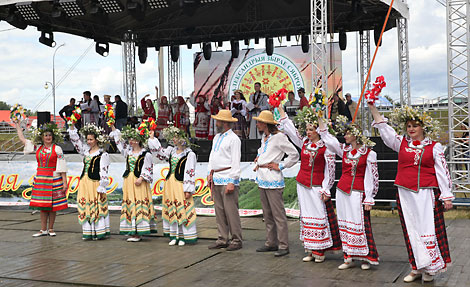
[
  {"left": 123, "top": 151, "right": 148, "bottom": 178},
  {"left": 166, "top": 154, "right": 188, "bottom": 182},
  {"left": 395, "top": 139, "right": 438, "bottom": 192},
  {"left": 296, "top": 140, "right": 326, "bottom": 187},
  {"left": 36, "top": 145, "right": 58, "bottom": 169},
  {"left": 80, "top": 152, "right": 102, "bottom": 180},
  {"left": 337, "top": 148, "right": 370, "bottom": 194}
]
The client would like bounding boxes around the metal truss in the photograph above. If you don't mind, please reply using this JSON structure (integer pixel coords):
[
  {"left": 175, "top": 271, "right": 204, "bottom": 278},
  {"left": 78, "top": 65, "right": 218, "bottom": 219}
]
[
  {"left": 310, "top": 0, "right": 328, "bottom": 100},
  {"left": 359, "top": 30, "right": 371, "bottom": 132},
  {"left": 122, "top": 32, "right": 137, "bottom": 116},
  {"left": 167, "top": 46, "right": 181, "bottom": 102},
  {"left": 397, "top": 17, "right": 411, "bottom": 105},
  {"left": 446, "top": 0, "right": 470, "bottom": 194}
]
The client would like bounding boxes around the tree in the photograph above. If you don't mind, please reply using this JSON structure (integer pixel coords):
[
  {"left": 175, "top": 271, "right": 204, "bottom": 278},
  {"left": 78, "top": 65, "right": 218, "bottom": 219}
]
[{"left": 0, "top": 101, "right": 11, "bottom": 110}]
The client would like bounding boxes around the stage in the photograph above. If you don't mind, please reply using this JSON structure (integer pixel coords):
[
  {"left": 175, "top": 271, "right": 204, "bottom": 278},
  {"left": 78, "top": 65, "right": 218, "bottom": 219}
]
[{"left": 0, "top": 207, "right": 467, "bottom": 286}]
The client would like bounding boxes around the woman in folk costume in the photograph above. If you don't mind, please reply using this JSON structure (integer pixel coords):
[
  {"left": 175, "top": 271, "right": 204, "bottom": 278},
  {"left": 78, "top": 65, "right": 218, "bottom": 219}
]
[
  {"left": 68, "top": 123, "right": 111, "bottom": 240},
  {"left": 191, "top": 93, "right": 211, "bottom": 139},
  {"left": 15, "top": 122, "right": 68, "bottom": 237},
  {"left": 208, "top": 95, "right": 225, "bottom": 140},
  {"left": 369, "top": 104, "right": 453, "bottom": 283},
  {"left": 141, "top": 94, "right": 156, "bottom": 121},
  {"left": 155, "top": 94, "right": 172, "bottom": 138},
  {"left": 110, "top": 123, "right": 157, "bottom": 242},
  {"left": 278, "top": 107, "right": 341, "bottom": 263},
  {"left": 318, "top": 115, "right": 379, "bottom": 270},
  {"left": 148, "top": 125, "right": 197, "bottom": 246},
  {"left": 173, "top": 96, "right": 190, "bottom": 132},
  {"left": 230, "top": 90, "right": 248, "bottom": 139}
]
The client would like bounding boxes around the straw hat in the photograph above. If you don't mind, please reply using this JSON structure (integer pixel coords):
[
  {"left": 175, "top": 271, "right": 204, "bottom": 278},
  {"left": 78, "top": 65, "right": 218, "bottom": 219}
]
[
  {"left": 253, "top": 110, "right": 278, "bottom": 125},
  {"left": 103, "top": 94, "right": 111, "bottom": 99},
  {"left": 211, "top": 109, "right": 238, "bottom": 122}
]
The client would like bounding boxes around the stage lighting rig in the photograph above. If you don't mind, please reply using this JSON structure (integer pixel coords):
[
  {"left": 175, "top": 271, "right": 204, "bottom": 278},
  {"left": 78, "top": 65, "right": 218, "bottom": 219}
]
[
  {"left": 203, "top": 42, "right": 211, "bottom": 60},
  {"left": 39, "top": 31, "right": 56, "bottom": 47},
  {"left": 127, "top": 0, "right": 145, "bottom": 20},
  {"left": 58, "top": 0, "right": 85, "bottom": 17},
  {"left": 339, "top": 31, "right": 347, "bottom": 50},
  {"left": 97, "top": 0, "right": 124, "bottom": 14},
  {"left": 95, "top": 41, "right": 109, "bottom": 56},
  {"left": 179, "top": 0, "right": 200, "bottom": 16},
  {"left": 51, "top": 3, "right": 64, "bottom": 18},
  {"left": 16, "top": 2, "right": 40, "bottom": 20},
  {"left": 147, "top": 0, "right": 169, "bottom": 9},
  {"left": 138, "top": 45, "right": 148, "bottom": 64},
  {"left": 187, "top": 43, "right": 193, "bottom": 49},
  {"left": 170, "top": 45, "right": 180, "bottom": 62},
  {"left": 6, "top": 8, "right": 27, "bottom": 29},
  {"left": 254, "top": 36, "right": 259, "bottom": 44},
  {"left": 230, "top": 39, "right": 239, "bottom": 58},
  {"left": 265, "top": 37, "right": 273, "bottom": 56},
  {"left": 201, "top": 0, "right": 219, "bottom": 3},
  {"left": 301, "top": 34, "right": 309, "bottom": 53}
]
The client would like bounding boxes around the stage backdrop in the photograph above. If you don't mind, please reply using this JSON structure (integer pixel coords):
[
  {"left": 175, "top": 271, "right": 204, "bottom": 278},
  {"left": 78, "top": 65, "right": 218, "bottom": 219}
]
[
  {"left": 0, "top": 161, "right": 303, "bottom": 218},
  {"left": 194, "top": 44, "right": 343, "bottom": 101}
]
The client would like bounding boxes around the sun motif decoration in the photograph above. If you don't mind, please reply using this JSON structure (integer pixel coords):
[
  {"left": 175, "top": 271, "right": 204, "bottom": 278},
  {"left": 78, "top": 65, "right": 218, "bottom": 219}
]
[{"left": 239, "top": 64, "right": 294, "bottom": 101}]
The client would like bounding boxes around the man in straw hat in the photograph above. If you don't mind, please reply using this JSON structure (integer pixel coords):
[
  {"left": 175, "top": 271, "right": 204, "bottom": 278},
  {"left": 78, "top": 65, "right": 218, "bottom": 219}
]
[
  {"left": 253, "top": 110, "right": 299, "bottom": 257},
  {"left": 207, "top": 109, "right": 243, "bottom": 251}
]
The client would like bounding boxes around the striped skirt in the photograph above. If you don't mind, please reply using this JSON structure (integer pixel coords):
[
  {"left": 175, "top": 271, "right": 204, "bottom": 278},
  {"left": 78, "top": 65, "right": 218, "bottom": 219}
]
[{"left": 30, "top": 171, "right": 68, "bottom": 211}]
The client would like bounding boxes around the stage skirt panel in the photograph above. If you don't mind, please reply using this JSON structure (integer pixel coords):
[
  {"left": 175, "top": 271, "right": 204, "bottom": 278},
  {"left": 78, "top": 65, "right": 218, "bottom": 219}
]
[
  {"left": 162, "top": 174, "right": 197, "bottom": 243},
  {"left": 120, "top": 173, "right": 158, "bottom": 235},
  {"left": 336, "top": 189, "right": 379, "bottom": 264},
  {"left": 397, "top": 187, "right": 451, "bottom": 275},
  {"left": 77, "top": 176, "right": 110, "bottom": 239},
  {"left": 297, "top": 184, "right": 341, "bottom": 256}
]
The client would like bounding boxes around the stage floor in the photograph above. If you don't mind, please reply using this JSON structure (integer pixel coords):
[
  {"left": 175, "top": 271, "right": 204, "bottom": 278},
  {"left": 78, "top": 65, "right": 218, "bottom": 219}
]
[{"left": 0, "top": 208, "right": 468, "bottom": 287}]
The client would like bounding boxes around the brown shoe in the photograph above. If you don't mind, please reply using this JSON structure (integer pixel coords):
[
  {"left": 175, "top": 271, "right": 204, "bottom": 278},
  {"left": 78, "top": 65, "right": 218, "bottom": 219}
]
[
  {"left": 226, "top": 243, "right": 242, "bottom": 251},
  {"left": 208, "top": 242, "right": 229, "bottom": 250}
]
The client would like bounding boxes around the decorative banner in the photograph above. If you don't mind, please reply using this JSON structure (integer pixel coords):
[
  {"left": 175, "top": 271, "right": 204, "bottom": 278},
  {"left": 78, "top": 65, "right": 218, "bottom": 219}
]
[
  {"left": 194, "top": 44, "right": 343, "bottom": 102},
  {"left": 0, "top": 161, "right": 302, "bottom": 218}
]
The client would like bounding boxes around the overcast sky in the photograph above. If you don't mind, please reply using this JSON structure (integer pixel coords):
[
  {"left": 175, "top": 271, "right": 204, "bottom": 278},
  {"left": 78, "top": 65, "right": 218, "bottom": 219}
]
[{"left": 0, "top": 0, "right": 447, "bottom": 113}]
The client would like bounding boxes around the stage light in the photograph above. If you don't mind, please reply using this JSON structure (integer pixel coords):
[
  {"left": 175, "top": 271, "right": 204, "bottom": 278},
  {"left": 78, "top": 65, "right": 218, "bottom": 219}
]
[
  {"left": 201, "top": 0, "right": 219, "bottom": 3},
  {"left": 255, "top": 36, "right": 259, "bottom": 44},
  {"left": 147, "top": 0, "right": 169, "bottom": 9},
  {"left": 180, "top": 0, "right": 200, "bottom": 16},
  {"left": 301, "top": 34, "right": 309, "bottom": 53},
  {"left": 244, "top": 38, "right": 249, "bottom": 46},
  {"left": 97, "top": 0, "right": 123, "bottom": 14},
  {"left": 230, "top": 40, "right": 239, "bottom": 58},
  {"left": 203, "top": 42, "right": 212, "bottom": 60},
  {"left": 95, "top": 42, "right": 109, "bottom": 57},
  {"left": 374, "top": 26, "right": 382, "bottom": 47},
  {"left": 51, "top": 4, "right": 63, "bottom": 18},
  {"left": 138, "top": 45, "right": 147, "bottom": 64},
  {"left": 16, "top": 2, "right": 40, "bottom": 20},
  {"left": 58, "top": 0, "right": 85, "bottom": 17},
  {"left": 286, "top": 34, "right": 291, "bottom": 41},
  {"left": 339, "top": 31, "right": 347, "bottom": 51},
  {"left": 265, "top": 37, "right": 273, "bottom": 56},
  {"left": 187, "top": 43, "right": 192, "bottom": 49},
  {"left": 89, "top": 1, "right": 102, "bottom": 14},
  {"left": 217, "top": 40, "right": 223, "bottom": 47},
  {"left": 127, "top": 0, "right": 145, "bottom": 20},
  {"left": 39, "top": 31, "right": 56, "bottom": 47},
  {"left": 170, "top": 45, "right": 180, "bottom": 62},
  {"left": 6, "top": 9, "right": 28, "bottom": 30}
]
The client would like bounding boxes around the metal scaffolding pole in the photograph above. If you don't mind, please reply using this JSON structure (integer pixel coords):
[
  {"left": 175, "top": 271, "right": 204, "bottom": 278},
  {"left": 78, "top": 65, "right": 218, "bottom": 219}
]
[
  {"left": 397, "top": 17, "right": 411, "bottom": 105},
  {"left": 167, "top": 46, "right": 181, "bottom": 103},
  {"left": 446, "top": 0, "right": 470, "bottom": 194},
  {"left": 122, "top": 32, "right": 137, "bottom": 116},
  {"left": 359, "top": 30, "right": 371, "bottom": 132},
  {"left": 310, "top": 0, "right": 328, "bottom": 100}
]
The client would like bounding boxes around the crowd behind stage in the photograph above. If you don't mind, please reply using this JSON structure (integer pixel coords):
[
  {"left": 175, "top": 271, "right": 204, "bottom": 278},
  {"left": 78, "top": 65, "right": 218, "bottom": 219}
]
[{"left": 58, "top": 82, "right": 360, "bottom": 140}]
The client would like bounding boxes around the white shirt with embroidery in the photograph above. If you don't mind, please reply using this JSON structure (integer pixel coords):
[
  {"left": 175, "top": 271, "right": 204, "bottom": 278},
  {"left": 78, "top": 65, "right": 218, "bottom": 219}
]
[
  {"left": 24, "top": 139, "right": 68, "bottom": 176},
  {"left": 318, "top": 128, "right": 379, "bottom": 205},
  {"left": 207, "top": 129, "right": 242, "bottom": 186},
  {"left": 68, "top": 128, "right": 110, "bottom": 194},
  {"left": 278, "top": 116, "right": 336, "bottom": 196},
  {"left": 110, "top": 129, "right": 154, "bottom": 184},
  {"left": 255, "top": 132, "right": 299, "bottom": 189},
  {"left": 372, "top": 118, "right": 454, "bottom": 201},
  {"left": 148, "top": 138, "right": 197, "bottom": 194}
]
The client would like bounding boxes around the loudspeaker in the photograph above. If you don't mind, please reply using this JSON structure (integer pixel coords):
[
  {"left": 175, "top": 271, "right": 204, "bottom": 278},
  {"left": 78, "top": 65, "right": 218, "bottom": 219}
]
[
  {"left": 37, "top": 111, "right": 51, "bottom": 127},
  {"left": 339, "top": 31, "right": 347, "bottom": 50},
  {"left": 301, "top": 34, "right": 309, "bottom": 53},
  {"left": 266, "top": 37, "right": 274, "bottom": 56}
]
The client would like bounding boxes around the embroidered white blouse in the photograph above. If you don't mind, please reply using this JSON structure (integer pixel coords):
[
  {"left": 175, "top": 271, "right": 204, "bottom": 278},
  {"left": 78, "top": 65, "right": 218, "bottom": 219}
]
[
  {"left": 24, "top": 140, "right": 68, "bottom": 176},
  {"left": 372, "top": 118, "right": 454, "bottom": 201},
  {"left": 68, "top": 128, "right": 110, "bottom": 194},
  {"left": 278, "top": 116, "right": 336, "bottom": 196},
  {"left": 318, "top": 127, "right": 379, "bottom": 205},
  {"left": 148, "top": 138, "right": 197, "bottom": 194},
  {"left": 230, "top": 99, "right": 247, "bottom": 117},
  {"left": 255, "top": 132, "right": 299, "bottom": 189},
  {"left": 110, "top": 129, "right": 154, "bottom": 183},
  {"left": 207, "top": 129, "right": 242, "bottom": 186}
]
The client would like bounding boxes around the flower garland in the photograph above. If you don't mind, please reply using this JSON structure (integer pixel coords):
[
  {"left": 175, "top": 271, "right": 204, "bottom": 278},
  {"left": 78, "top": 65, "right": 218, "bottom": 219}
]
[
  {"left": 66, "top": 107, "right": 82, "bottom": 126},
  {"left": 30, "top": 122, "right": 64, "bottom": 145},
  {"left": 121, "top": 125, "right": 149, "bottom": 144},
  {"left": 80, "top": 123, "right": 109, "bottom": 147},
  {"left": 335, "top": 115, "right": 376, "bottom": 147},
  {"left": 104, "top": 104, "right": 115, "bottom": 127},
  {"left": 293, "top": 106, "right": 336, "bottom": 136},
  {"left": 388, "top": 105, "right": 441, "bottom": 141},
  {"left": 10, "top": 103, "right": 27, "bottom": 123},
  {"left": 162, "top": 124, "right": 191, "bottom": 147},
  {"left": 365, "top": 76, "right": 386, "bottom": 104}
]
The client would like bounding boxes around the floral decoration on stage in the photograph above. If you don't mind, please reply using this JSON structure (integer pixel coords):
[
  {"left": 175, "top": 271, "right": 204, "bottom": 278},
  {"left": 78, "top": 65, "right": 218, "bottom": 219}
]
[
  {"left": 389, "top": 105, "right": 441, "bottom": 140},
  {"left": 104, "top": 104, "right": 115, "bottom": 127},
  {"left": 10, "top": 104, "right": 27, "bottom": 123},
  {"left": 365, "top": 76, "right": 386, "bottom": 104},
  {"left": 335, "top": 115, "right": 376, "bottom": 147},
  {"left": 308, "top": 88, "right": 328, "bottom": 117},
  {"left": 66, "top": 106, "right": 82, "bottom": 126},
  {"left": 30, "top": 122, "right": 64, "bottom": 145},
  {"left": 80, "top": 123, "right": 109, "bottom": 147}
]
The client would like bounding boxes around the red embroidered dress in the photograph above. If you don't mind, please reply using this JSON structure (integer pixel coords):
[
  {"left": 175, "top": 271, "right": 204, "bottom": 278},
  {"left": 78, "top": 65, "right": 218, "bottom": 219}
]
[{"left": 337, "top": 149, "right": 370, "bottom": 195}]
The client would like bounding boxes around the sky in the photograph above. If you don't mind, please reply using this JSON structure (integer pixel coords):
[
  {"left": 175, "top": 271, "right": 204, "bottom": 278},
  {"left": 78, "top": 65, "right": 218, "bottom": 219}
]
[{"left": 0, "top": 0, "right": 447, "bottom": 114}]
